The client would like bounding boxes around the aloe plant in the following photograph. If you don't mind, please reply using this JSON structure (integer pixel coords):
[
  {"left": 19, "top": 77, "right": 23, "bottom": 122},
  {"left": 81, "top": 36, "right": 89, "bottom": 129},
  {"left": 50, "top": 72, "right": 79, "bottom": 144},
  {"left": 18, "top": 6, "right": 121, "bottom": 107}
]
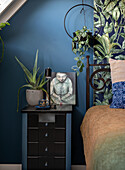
[
  {"left": 15, "top": 50, "right": 48, "bottom": 112},
  {"left": 0, "top": 22, "right": 10, "bottom": 63}
]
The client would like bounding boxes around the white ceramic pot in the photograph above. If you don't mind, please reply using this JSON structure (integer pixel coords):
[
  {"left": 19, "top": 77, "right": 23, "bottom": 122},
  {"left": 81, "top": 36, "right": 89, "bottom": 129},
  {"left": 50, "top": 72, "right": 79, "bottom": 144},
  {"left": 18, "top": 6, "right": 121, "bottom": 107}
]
[{"left": 26, "top": 89, "right": 43, "bottom": 106}]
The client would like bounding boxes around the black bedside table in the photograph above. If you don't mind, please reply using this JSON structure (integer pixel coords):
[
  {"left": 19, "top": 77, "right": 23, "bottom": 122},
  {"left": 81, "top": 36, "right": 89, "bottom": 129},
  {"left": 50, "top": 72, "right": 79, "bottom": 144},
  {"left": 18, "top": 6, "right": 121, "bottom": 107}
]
[{"left": 22, "top": 105, "right": 72, "bottom": 170}]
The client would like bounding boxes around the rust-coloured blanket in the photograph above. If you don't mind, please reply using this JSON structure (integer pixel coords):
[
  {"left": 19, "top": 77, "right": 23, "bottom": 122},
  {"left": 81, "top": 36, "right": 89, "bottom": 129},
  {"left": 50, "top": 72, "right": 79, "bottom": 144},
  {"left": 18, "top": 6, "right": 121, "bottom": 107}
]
[{"left": 81, "top": 105, "right": 125, "bottom": 170}]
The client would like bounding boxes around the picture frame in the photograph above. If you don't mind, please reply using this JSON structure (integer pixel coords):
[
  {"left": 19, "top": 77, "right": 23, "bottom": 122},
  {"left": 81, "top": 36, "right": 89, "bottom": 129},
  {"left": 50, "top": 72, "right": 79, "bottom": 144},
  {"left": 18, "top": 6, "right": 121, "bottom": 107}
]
[{"left": 50, "top": 72, "right": 76, "bottom": 105}]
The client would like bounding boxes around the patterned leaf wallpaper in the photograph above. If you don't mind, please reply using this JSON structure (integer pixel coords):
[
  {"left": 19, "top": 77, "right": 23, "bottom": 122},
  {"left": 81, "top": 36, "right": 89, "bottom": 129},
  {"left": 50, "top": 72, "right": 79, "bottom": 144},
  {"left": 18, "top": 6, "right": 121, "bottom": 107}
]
[{"left": 94, "top": 0, "right": 125, "bottom": 105}]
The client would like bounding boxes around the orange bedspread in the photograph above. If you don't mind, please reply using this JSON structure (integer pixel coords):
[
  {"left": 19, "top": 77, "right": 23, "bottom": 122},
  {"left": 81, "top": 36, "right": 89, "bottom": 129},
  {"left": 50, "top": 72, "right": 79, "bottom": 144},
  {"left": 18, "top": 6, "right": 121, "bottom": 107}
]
[{"left": 80, "top": 105, "right": 125, "bottom": 170}]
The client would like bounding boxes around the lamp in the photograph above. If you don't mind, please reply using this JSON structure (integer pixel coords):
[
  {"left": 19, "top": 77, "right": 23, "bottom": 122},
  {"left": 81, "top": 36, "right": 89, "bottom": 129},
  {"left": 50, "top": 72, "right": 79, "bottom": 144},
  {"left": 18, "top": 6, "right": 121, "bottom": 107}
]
[{"left": 45, "top": 67, "right": 52, "bottom": 106}]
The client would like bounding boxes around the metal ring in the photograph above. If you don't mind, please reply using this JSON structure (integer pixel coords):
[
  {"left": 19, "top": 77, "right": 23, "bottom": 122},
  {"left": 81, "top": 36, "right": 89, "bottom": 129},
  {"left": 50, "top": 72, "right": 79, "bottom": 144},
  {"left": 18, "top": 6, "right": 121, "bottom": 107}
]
[{"left": 64, "top": 4, "right": 102, "bottom": 39}]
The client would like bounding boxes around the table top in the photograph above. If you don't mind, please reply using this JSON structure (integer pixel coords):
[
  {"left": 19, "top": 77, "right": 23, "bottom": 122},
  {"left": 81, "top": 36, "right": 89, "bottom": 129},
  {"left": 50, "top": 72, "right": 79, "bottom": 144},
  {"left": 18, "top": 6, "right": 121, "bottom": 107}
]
[{"left": 21, "top": 105, "right": 73, "bottom": 114}]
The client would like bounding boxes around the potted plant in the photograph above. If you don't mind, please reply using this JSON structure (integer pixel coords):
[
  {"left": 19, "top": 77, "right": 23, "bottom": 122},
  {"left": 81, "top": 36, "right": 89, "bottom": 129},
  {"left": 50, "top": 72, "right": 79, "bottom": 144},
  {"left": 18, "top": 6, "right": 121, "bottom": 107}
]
[
  {"left": 72, "top": 26, "right": 95, "bottom": 76},
  {"left": 15, "top": 50, "right": 48, "bottom": 112},
  {"left": 0, "top": 22, "right": 10, "bottom": 63}
]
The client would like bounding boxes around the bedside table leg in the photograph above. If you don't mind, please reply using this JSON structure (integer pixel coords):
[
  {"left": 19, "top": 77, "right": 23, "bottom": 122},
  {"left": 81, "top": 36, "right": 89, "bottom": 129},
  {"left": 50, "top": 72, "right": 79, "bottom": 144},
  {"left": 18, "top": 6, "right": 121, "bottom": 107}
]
[
  {"left": 22, "top": 114, "right": 27, "bottom": 170},
  {"left": 66, "top": 113, "right": 72, "bottom": 170}
]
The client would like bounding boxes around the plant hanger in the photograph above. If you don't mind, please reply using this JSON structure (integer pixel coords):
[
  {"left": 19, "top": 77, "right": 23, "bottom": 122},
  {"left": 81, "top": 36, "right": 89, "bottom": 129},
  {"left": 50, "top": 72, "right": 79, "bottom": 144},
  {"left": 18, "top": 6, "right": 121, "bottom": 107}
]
[{"left": 64, "top": 0, "right": 102, "bottom": 39}]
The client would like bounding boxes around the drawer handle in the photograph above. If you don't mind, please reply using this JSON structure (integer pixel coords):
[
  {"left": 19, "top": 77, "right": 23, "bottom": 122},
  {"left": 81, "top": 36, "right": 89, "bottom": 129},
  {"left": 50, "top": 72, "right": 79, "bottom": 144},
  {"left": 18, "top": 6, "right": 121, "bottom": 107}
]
[
  {"left": 45, "top": 147, "right": 48, "bottom": 152},
  {"left": 45, "top": 123, "right": 48, "bottom": 127},
  {"left": 45, "top": 133, "right": 48, "bottom": 137},
  {"left": 45, "top": 162, "right": 48, "bottom": 167}
]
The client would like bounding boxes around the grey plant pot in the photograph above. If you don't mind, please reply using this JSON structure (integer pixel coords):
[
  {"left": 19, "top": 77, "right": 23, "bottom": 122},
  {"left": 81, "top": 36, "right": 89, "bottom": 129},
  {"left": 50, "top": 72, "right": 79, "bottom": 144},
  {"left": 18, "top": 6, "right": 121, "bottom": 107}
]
[{"left": 26, "top": 89, "right": 43, "bottom": 106}]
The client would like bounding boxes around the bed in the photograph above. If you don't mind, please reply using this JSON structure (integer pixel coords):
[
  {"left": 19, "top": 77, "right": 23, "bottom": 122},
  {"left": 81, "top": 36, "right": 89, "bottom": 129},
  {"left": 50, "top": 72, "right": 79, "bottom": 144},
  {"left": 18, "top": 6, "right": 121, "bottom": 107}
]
[{"left": 80, "top": 56, "right": 125, "bottom": 170}]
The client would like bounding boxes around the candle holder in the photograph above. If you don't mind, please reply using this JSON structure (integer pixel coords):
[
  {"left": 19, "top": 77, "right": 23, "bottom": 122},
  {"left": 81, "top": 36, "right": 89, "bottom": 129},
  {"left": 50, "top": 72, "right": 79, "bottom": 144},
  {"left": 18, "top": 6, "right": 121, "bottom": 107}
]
[{"left": 45, "top": 67, "right": 52, "bottom": 107}]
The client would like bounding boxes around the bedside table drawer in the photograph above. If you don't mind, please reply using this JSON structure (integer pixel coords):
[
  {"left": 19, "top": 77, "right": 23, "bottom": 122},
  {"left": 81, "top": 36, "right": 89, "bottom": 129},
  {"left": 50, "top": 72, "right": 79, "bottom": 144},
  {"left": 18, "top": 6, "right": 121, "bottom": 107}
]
[
  {"left": 39, "top": 156, "right": 54, "bottom": 169},
  {"left": 39, "top": 142, "right": 66, "bottom": 156},
  {"left": 39, "top": 129, "right": 54, "bottom": 142},
  {"left": 28, "top": 143, "right": 38, "bottom": 156},
  {"left": 39, "top": 122, "right": 55, "bottom": 129},
  {"left": 39, "top": 129, "right": 66, "bottom": 142},
  {"left": 28, "top": 129, "right": 39, "bottom": 142},
  {"left": 39, "top": 143, "right": 53, "bottom": 156},
  {"left": 54, "top": 143, "right": 66, "bottom": 156},
  {"left": 27, "top": 157, "right": 39, "bottom": 170},
  {"left": 55, "top": 129, "right": 66, "bottom": 142},
  {"left": 27, "top": 156, "right": 66, "bottom": 170},
  {"left": 54, "top": 157, "right": 66, "bottom": 170},
  {"left": 28, "top": 115, "right": 38, "bottom": 127},
  {"left": 55, "top": 115, "right": 66, "bottom": 128}
]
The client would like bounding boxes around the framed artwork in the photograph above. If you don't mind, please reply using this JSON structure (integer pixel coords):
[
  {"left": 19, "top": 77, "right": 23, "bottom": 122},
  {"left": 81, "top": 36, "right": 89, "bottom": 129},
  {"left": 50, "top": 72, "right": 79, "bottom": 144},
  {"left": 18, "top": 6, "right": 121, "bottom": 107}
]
[{"left": 50, "top": 72, "right": 76, "bottom": 105}]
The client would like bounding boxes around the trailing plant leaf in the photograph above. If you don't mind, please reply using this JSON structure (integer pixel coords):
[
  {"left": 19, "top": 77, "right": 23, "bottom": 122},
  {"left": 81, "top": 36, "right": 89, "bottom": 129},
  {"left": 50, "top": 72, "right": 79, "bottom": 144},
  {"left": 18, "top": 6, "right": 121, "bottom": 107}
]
[
  {"left": 74, "top": 57, "right": 80, "bottom": 61},
  {"left": 79, "top": 63, "right": 84, "bottom": 72},
  {"left": 76, "top": 71, "right": 79, "bottom": 76},
  {"left": 0, "top": 36, "right": 4, "bottom": 63},
  {"left": 81, "top": 56, "right": 85, "bottom": 60},
  {"left": 77, "top": 60, "right": 82, "bottom": 67},
  {"left": 72, "top": 26, "right": 93, "bottom": 75},
  {"left": 72, "top": 65, "right": 78, "bottom": 71},
  {"left": 0, "top": 22, "right": 10, "bottom": 63},
  {"left": 0, "top": 22, "right": 10, "bottom": 30}
]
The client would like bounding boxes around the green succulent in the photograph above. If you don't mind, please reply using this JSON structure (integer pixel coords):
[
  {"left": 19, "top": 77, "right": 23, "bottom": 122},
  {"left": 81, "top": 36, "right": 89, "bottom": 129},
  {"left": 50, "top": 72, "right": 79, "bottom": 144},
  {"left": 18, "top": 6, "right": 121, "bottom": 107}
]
[
  {"left": 15, "top": 50, "right": 48, "bottom": 112},
  {"left": 0, "top": 22, "right": 10, "bottom": 63}
]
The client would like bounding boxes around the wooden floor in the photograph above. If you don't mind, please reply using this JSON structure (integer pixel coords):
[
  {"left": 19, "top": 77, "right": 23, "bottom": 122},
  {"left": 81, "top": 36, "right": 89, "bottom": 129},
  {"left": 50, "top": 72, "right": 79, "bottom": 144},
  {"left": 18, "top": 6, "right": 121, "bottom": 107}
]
[
  {"left": 0, "top": 164, "right": 22, "bottom": 170},
  {"left": 0, "top": 164, "right": 86, "bottom": 170},
  {"left": 72, "top": 165, "right": 86, "bottom": 170}
]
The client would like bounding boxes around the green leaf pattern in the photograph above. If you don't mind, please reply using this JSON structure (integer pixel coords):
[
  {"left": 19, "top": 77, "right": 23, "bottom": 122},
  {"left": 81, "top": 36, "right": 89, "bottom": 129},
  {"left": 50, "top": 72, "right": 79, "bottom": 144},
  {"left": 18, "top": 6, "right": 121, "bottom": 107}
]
[{"left": 94, "top": 0, "right": 125, "bottom": 106}]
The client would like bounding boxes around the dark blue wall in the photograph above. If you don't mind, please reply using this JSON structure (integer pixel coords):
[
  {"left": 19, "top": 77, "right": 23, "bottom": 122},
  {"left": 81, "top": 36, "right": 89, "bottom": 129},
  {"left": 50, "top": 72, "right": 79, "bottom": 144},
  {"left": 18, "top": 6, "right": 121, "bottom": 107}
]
[{"left": 0, "top": 0, "right": 93, "bottom": 165}]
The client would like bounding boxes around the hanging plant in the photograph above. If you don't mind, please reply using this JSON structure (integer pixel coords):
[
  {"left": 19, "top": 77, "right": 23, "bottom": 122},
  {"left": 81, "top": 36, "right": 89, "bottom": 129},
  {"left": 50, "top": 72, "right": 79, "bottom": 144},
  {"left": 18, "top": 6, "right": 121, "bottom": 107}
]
[
  {"left": 0, "top": 22, "right": 10, "bottom": 63},
  {"left": 64, "top": 3, "right": 102, "bottom": 76},
  {"left": 72, "top": 26, "right": 96, "bottom": 76}
]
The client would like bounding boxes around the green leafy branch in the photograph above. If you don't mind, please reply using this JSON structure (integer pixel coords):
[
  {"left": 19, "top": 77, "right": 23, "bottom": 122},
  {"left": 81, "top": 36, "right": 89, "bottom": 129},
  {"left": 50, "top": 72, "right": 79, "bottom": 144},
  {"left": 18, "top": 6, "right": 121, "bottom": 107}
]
[
  {"left": 72, "top": 26, "right": 93, "bottom": 75},
  {"left": 0, "top": 22, "right": 10, "bottom": 63}
]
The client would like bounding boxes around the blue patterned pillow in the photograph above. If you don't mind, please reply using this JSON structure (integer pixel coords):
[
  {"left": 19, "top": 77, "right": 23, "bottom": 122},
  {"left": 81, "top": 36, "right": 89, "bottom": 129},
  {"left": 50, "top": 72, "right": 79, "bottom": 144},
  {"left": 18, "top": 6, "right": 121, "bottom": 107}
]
[
  {"left": 110, "top": 82, "right": 125, "bottom": 108},
  {"left": 109, "top": 58, "right": 125, "bottom": 109}
]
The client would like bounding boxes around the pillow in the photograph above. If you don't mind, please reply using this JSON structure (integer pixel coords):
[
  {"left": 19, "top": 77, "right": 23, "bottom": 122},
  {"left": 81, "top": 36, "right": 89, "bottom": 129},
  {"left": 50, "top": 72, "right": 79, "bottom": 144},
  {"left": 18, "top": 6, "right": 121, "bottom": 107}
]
[{"left": 109, "top": 58, "right": 125, "bottom": 109}]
